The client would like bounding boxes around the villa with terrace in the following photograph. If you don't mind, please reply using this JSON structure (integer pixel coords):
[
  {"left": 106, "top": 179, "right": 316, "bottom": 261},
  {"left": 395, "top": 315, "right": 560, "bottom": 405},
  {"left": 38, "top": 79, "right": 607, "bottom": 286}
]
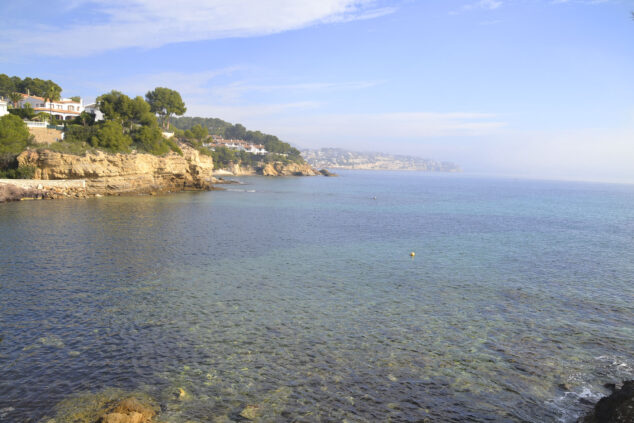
[{"left": 18, "top": 93, "right": 84, "bottom": 121}]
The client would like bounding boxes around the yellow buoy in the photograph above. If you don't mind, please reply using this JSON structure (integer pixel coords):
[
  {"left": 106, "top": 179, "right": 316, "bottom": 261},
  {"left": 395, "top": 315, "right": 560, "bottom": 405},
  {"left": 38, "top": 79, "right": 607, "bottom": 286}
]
[{"left": 410, "top": 252, "right": 415, "bottom": 257}]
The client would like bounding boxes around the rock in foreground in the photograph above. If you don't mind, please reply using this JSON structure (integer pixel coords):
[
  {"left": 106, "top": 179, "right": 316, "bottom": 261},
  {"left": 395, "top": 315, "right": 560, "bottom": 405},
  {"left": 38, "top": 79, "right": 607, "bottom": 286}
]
[{"left": 579, "top": 380, "right": 634, "bottom": 423}]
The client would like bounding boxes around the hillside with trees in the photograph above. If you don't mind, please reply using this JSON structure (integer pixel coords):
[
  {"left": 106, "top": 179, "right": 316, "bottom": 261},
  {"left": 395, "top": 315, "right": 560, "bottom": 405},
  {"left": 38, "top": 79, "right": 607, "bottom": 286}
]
[
  {"left": 1, "top": 75, "right": 305, "bottom": 175},
  {"left": 0, "top": 74, "right": 62, "bottom": 99},
  {"left": 171, "top": 116, "right": 304, "bottom": 165}
]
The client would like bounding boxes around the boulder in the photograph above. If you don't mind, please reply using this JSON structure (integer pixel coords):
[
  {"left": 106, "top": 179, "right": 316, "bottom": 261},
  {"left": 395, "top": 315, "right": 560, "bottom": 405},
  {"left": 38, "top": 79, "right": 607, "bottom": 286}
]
[{"left": 579, "top": 380, "right": 634, "bottom": 423}]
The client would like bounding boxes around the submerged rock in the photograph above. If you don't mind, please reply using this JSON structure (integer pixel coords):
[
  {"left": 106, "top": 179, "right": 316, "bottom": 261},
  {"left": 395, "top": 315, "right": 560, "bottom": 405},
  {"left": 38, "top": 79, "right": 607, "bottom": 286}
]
[
  {"left": 579, "top": 380, "right": 634, "bottom": 423},
  {"left": 49, "top": 390, "right": 159, "bottom": 423},
  {"left": 239, "top": 405, "right": 260, "bottom": 420},
  {"left": 98, "top": 397, "right": 156, "bottom": 423}
]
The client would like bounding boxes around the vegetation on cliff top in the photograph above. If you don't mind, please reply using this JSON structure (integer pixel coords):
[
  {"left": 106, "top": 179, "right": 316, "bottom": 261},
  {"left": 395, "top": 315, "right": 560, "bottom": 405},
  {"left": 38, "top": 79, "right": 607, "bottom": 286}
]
[
  {"left": 1, "top": 75, "right": 306, "bottom": 173},
  {"left": 0, "top": 114, "right": 31, "bottom": 155},
  {"left": 172, "top": 116, "right": 305, "bottom": 167}
]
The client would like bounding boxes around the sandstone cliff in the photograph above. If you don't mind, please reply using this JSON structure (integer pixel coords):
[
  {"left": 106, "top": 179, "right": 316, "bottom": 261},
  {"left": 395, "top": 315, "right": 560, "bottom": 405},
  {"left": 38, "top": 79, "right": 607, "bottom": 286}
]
[{"left": 16, "top": 144, "right": 214, "bottom": 195}]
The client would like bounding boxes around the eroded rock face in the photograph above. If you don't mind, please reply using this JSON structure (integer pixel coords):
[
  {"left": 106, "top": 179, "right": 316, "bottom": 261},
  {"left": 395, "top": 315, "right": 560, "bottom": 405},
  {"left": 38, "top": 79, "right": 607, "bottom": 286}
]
[
  {"left": 16, "top": 145, "right": 214, "bottom": 195},
  {"left": 261, "top": 162, "right": 319, "bottom": 176}
]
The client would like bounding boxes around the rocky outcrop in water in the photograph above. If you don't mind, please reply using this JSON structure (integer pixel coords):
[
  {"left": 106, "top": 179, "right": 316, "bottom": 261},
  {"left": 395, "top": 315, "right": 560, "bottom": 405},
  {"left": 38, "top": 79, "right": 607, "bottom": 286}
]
[
  {"left": 319, "top": 168, "right": 338, "bottom": 177},
  {"left": 261, "top": 161, "right": 319, "bottom": 176},
  {"left": 579, "top": 380, "right": 634, "bottom": 423},
  {"left": 15, "top": 144, "right": 214, "bottom": 195}
]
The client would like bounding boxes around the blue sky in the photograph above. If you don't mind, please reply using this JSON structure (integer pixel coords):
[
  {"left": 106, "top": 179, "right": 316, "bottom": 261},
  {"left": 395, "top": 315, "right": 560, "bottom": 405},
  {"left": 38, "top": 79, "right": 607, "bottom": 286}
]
[{"left": 1, "top": 0, "right": 633, "bottom": 182}]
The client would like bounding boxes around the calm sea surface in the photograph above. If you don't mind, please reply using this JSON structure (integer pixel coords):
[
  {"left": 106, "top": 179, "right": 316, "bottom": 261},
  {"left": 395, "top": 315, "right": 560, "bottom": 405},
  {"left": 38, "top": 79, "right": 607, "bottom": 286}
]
[{"left": 0, "top": 171, "right": 633, "bottom": 422}]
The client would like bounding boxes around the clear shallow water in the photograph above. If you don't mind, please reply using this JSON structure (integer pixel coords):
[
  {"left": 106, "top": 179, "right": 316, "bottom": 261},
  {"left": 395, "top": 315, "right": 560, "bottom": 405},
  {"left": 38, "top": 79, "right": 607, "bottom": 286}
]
[{"left": 0, "top": 171, "right": 633, "bottom": 422}]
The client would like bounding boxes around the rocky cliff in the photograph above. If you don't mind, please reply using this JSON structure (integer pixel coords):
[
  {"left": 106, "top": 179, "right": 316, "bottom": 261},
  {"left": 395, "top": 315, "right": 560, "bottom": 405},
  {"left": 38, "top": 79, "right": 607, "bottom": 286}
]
[{"left": 16, "top": 144, "right": 214, "bottom": 195}]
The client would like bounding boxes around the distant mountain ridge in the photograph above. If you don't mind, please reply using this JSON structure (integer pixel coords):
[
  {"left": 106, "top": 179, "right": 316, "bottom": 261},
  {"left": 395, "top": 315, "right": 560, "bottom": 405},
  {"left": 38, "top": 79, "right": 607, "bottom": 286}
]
[{"left": 301, "top": 148, "right": 460, "bottom": 172}]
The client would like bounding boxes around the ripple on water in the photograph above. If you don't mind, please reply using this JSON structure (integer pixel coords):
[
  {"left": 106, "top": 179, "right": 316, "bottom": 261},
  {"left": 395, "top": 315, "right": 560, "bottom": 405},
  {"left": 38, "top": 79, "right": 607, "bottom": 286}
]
[{"left": 0, "top": 174, "right": 633, "bottom": 422}]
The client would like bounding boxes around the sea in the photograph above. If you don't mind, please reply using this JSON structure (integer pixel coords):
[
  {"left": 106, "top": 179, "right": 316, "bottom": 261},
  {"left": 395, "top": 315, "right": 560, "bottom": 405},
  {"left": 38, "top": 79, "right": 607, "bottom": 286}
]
[{"left": 0, "top": 170, "right": 632, "bottom": 422}]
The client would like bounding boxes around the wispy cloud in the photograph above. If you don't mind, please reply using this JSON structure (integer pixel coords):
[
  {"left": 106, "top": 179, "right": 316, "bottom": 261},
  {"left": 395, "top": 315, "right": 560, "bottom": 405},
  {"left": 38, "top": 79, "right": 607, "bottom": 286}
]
[
  {"left": 451, "top": 0, "right": 503, "bottom": 14},
  {"left": 0, "top": 0, "right": 397, "bottom": 58}
]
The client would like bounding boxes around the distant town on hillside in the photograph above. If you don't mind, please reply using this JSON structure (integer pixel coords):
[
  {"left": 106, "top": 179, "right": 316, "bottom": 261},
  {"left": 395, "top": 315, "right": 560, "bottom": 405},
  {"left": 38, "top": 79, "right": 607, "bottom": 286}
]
[{"left": 301, "top": 148, "right": 461, "bottom": 172}]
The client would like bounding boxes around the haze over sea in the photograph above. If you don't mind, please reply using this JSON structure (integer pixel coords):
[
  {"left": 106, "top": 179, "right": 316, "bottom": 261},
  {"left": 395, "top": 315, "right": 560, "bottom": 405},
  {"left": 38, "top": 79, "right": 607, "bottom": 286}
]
[{"left": 1, "top": 171, "right": 633, "bottom": 422}]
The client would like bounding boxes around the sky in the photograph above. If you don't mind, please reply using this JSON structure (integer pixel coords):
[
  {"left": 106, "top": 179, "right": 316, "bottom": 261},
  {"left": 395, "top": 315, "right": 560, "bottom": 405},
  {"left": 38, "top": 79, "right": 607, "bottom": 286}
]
[{"left": 1, "top": 0, "right": 633, "bottom": 183}]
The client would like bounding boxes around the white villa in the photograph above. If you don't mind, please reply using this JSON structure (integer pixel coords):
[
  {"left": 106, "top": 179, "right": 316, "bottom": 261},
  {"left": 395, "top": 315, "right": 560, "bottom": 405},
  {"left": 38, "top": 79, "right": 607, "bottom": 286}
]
[
  {"left": 83, "top": 103, "right": 104, "bottom": 121},
  {"left": 0, "top": 99, "right": 7, "bottom": 117},
  {"left": 18, "top": 93, "right": 84, "bottom": 121},
  {"left": 204, "top": 137, "right": 267, "bottom": 155}
]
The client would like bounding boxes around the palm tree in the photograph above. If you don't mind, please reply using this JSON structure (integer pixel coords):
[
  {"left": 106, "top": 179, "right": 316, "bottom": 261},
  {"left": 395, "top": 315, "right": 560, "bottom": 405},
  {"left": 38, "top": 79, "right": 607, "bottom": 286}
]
[
  {"left": 8, "top": 92, "right": 22, "bottom": 108},
  {"left": 45, "top": 85, "right": 61, "bottom": 129}
]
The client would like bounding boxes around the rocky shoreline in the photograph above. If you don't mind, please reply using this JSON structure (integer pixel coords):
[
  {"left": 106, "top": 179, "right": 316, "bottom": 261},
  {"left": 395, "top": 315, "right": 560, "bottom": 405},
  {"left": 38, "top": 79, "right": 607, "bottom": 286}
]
[{"left": 0, "top": 144, "right": 327, "bottom": 203}]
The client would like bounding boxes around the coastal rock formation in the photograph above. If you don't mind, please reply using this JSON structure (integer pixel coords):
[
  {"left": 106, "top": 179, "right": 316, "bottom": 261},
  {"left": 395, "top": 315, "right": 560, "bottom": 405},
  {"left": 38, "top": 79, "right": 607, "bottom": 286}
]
[
  {"left": 215, "top": 161, "right": 320, "bottom": 176},
  {"left": 579, "top": 380, "right": 634, "bottom": 423},
  {"left": 261, "top": 161, "right": 320, "bottom": 176},
  {"left": 319, "top": 168, "right": 338, "bottom": 177},
  {"left": 229, "top": 163, "right": 257, "bottom": 176},
  {"left": 15, "top": 144, "right": 214, "bottom": 195},
  {"left": 0, "top": 183, "right": 50, "bottom": 202}
]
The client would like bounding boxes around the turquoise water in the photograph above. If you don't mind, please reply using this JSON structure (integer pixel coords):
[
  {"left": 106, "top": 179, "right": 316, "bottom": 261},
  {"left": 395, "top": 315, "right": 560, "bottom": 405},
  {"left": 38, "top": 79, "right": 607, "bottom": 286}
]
[{"left": 0, "top": 171, "right": 633, "bottom": 422}]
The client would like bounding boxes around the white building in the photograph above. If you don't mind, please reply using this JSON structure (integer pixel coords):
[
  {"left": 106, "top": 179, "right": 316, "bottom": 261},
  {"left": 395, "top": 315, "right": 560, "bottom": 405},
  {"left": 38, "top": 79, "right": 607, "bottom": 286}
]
[
  {"left": 18, "top": 94, "right": 83, "bottom": 121},
  {"left": 83, "top": 103, "right": 104, "bottom": 121},
  {"left": 203, "top": 137, "right": 268, "bottom": 155},
  {"left": 0, "top": 99, "right": 7, "bottom": 117},
  {"left": 244, "top": 144, "right": 267, "bottom": 155}
]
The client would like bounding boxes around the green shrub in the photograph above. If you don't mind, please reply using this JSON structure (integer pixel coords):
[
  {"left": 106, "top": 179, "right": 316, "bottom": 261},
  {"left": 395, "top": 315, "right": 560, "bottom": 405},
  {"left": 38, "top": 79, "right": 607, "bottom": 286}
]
[
  {"left": 90, "top": 121, "right": 132, "bottom": 152},
  {"left": 210, "top": 146, "right": 238, "bottom": 167},
  {"left": 133, "top": 126, "right": 169, "bottom": 155},
  {"left": 8, "top": 106, "right": 35, "bottom": 120},
  {"left": 0, "top": 165, "right": 36, "bottom": 179},
  {"left": 164, "top": 137, "right": 183, "bottom": 156},
  {"left": 65, "top": 125, "right": 96, "bottom": 144},
  {"left": 133, "top": 126, "right": 183, "bottom": 156},
  {"left": 0, "top": 114, "right": 30, "bottom": 154}
]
